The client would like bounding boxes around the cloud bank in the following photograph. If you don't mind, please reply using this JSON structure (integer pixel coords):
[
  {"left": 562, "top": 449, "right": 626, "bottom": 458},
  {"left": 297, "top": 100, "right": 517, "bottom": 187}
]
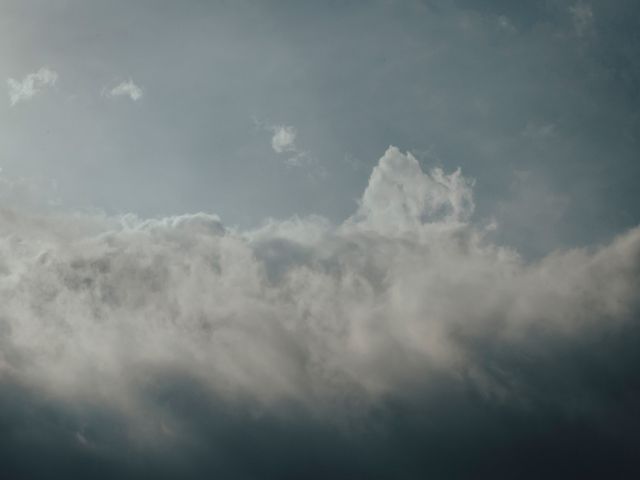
[
  {"left": 1, "top": 147, "right": 639, "bottom": 478},
  {"left": 7, "top": 67, "right": 58, "bottom": 106}
]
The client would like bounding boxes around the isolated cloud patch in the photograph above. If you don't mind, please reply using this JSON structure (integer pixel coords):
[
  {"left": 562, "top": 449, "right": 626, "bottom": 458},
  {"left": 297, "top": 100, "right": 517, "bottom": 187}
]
[
  {"left": 267, "top": 123, "right": 313, "bottom": 167},
  {"left": 7, "top": 67, "right": 58, "bottom": 106},
  {"left": 271, "top": 125, "right": 297, "bottom": 153},
  {"left": 107, "top": 78, "right": 143, "bottom": 101},
  {"left": 0, "top": 146, "right": 639, "bottom": 478}
]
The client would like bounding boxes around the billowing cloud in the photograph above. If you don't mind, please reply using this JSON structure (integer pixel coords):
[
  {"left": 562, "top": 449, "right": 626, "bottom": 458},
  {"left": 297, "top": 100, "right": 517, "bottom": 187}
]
[
  {"left": 0, "top": 147, "right": 639, "bottom": 477},
  {"left": 107, "top": 78, "right": 143, "bottom": 101},
  {"left": 7, "top": 67, "right": 58, "bottom": 106},
  {"left": 351, "top": 147, "right": 475, "bottom": 233}
]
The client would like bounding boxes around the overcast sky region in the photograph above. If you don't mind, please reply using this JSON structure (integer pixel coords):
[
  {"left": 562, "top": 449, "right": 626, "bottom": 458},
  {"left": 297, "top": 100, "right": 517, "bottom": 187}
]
[{"left": 1, "top": 1, "right": 640, "bottom": 478}]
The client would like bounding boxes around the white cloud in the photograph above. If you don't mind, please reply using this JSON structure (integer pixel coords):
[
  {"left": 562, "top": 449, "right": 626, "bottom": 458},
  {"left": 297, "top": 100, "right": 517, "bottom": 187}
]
[
  {"left": 351, "top": 146, "right": 474, "bottom": 234},
  {"left": 271, "top": 125, "right": 297, "bottom": 153},
  {"left": 267, "top": 123, "right": 315, "bottom": 168},
  {"left": 0, "top": 146, "right": 638, "bottom": 435},
  {"left": 107, "top": 78, "right": 143, "bottom": 101},
  {"left": 7, "top": 67, "right": 58, "bottom": 106}
]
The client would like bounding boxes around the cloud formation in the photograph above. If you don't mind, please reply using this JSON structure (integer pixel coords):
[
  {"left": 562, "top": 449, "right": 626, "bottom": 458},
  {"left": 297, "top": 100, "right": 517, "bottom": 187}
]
[
  {"left": 0, "top": 146, "right": 639, "bottom": 477},
  {"left": 269, "top": 124, "right": 312, "bottom": 167},
  {"left": 271, "top": 125, "right": 297, "bottom": 153},
  {"left": 7, "top": 67, "right": 58, "bottom": 106},
  {"left": 107, "top": 79, "right": 143, "bottom": 101},
  {"left": 570, "top": 2, "right": 594, "bottom": 36}
]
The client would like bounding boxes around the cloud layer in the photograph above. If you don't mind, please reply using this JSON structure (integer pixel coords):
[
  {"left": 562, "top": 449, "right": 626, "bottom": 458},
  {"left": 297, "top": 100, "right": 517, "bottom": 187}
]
[
  {"left": 7, "top": 67, "right": 57, "bottom": 106},
  {"left": 1, "top": 147, "right": 639, "bottom": 477}
]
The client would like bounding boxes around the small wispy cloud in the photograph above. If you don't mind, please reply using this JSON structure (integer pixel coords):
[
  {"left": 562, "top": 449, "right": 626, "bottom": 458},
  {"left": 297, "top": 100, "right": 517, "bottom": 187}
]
[
  {"left": 570, "top": 2, "right": 594, "bottom": 36},
  {"left": 522, "top": 121, "right": 556, "bottom": 140},
  {"left": 269, "top": 124, "right": 312, "bottom": 167},
  {"left": 271, "top": 125, "right": 297, "bottom": 154},
  {"left": 106, "top": 79, "right": 143, "bottom": 101},
  {"left": 252, "top": 117, "right": 322, "bottom": 174},
  {"left": 497, "top": 15, "right": 517, "bottom": 34},
  {"left": 7, "top": 67, "right": 58, "bottom": 106}
]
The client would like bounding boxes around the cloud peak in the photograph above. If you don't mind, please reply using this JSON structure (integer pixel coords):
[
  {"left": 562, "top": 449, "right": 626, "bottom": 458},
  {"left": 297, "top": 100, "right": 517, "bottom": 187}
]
[{"left": 352, "top": 146, "right": 475, "bottom": 234}]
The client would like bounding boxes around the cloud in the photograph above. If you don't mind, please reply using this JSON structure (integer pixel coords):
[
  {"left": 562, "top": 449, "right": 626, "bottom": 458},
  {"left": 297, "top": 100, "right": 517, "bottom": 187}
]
[
  {"left": 267, "top": 123, "right": 314, "bottom": 168},
  {"left": 107, "top": 78, "right": 143, "bottom": 101},
  {"left": 350, "top": 146, "right": 474, "bottom": 234},
  {"left": 570, "top": 2, "right": 594, "bottom": 36},
  {"left": 7, "top": 67, "right": 58, "bottom": 106},
  {"left": 497, "top": 15, "right": 517, "bottom": 33},
  {"left": 271, "top": 125, "right": 297, "bottom": 153},
  {"left": 522, "top": 121, "right": 556, "bottom": 139},
  {"left": 0, "top": 146, "right": 639, "bottom": 477}
]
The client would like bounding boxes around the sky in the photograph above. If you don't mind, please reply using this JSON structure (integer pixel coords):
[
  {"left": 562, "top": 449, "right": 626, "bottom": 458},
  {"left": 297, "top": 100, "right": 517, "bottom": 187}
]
[{"left": 1, "top": 1, "right": 640, "bottom": 478}]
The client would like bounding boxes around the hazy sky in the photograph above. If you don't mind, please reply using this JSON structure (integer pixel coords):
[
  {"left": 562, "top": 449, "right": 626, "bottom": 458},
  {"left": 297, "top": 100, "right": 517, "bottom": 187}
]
[
  {"left": 2, "top": 0, "right": 640, "bottom": 255},
  {"left": 1, "top": 1, "right": 640, "bottom": 478}
]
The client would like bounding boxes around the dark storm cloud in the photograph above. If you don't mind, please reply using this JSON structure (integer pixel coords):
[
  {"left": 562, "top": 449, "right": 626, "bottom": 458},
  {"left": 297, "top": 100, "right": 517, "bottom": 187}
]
[{"left": 1, "top": 147, "right": 639, "bottom": 478}]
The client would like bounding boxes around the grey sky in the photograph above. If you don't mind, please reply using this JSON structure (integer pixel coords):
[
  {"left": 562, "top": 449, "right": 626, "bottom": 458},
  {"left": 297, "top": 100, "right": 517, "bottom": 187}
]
[{"left": 2, "top": 0, "right": 639, "bottom": 257}]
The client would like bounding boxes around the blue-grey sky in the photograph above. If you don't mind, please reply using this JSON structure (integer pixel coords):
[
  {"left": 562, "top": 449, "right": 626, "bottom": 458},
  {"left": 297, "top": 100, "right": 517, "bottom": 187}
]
[
  {"left": 3, "top": 0, "right": 640, "bottom": 255},
  {"left": 2, "top": 2, "right": 640, "bottom": 478}
]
